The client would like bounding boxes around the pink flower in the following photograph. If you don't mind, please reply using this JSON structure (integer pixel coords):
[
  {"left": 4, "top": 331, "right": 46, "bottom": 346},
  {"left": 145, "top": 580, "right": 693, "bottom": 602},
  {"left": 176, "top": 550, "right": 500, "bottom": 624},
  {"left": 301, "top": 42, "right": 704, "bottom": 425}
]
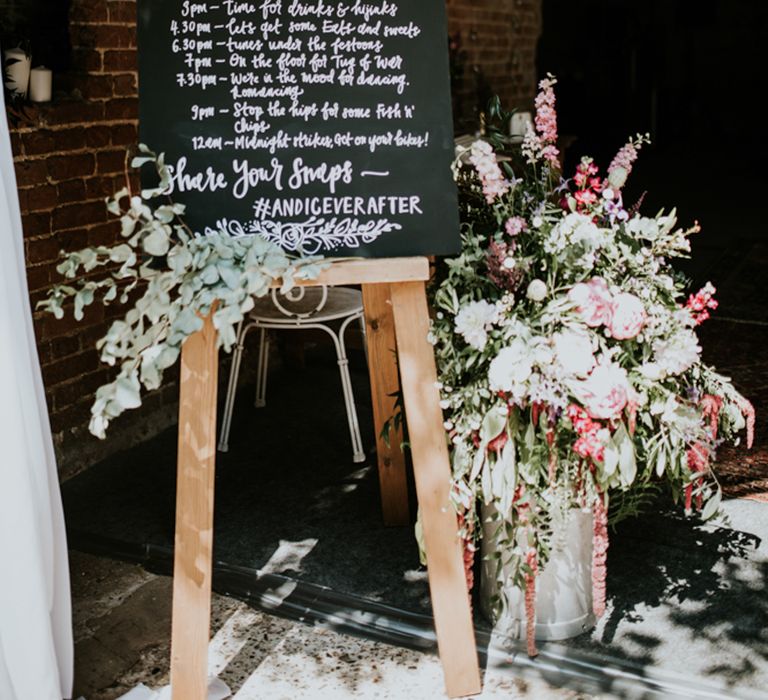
[
  {"left": 686, "top": 282, "right": 718, "bottom": 325},
  {"left": 579, "top": 362, "right": 630, "bottom": 420},
  {"left": 534, "top": 75, "right": 559, "bottom": 163},
  {"left": 592, "top": 495, "right": 609, "bottom": 619},
  {"left": 734, "top": 393, "right": 755, "bottom": 449},
  {"left": 566, "top": 404, "right": 605, "bottom": 463},
  {"left": 607, "top": 134, "right": 649, "bottom": 189},
  {"left": 505, "top": 216, "right": 527, "bottom": 236},
  {"left": 524, "top": 548, "right": 538, "bottom": 657},
  {"left": 685, "top": 442, "right": 709, "bottom": 512},
  {"left": 609, "top": 293, "right": 646, "bottom": 340},
  {"left": 469, "top": 140, "right": 509, "bottom": 203},
  {"left": 700, "top": 394, "right": 723, "bottom": 440},
  {"left": 522, "top": 74, "right": 560, "bottom": 167},
  {"left": 541, "top": 144, "right": 560, "bottom": 167},
  {"left": 574, "top": 189, "right": 597, "bottom": 208},
  {"left": 568, "top": 277, "right": 613, "bottom": 327}
]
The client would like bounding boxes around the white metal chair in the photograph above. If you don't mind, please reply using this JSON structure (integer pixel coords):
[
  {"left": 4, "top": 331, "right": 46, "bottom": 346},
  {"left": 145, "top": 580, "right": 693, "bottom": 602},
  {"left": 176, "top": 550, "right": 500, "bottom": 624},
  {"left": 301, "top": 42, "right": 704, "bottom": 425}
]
[{"left": 217, "top": 286, "right": 367, "bottom": 462}]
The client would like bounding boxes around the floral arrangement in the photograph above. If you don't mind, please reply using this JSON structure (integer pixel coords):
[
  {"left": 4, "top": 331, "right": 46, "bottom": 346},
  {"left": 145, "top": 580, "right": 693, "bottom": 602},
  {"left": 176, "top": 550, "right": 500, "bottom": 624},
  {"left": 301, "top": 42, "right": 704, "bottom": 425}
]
[
  {"left": 430, "top": 75, "right": 754, "bottom": 656},
  {"left": 39, "top": 147, "right": 326, "bottom": 438}
]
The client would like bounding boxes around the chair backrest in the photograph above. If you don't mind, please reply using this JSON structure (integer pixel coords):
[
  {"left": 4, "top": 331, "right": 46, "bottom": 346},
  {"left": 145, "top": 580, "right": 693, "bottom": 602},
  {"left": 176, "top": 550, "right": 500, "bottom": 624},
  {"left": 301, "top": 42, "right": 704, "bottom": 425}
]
[{"left": 269, "top": 285, "right": 329, "bottom": 319}]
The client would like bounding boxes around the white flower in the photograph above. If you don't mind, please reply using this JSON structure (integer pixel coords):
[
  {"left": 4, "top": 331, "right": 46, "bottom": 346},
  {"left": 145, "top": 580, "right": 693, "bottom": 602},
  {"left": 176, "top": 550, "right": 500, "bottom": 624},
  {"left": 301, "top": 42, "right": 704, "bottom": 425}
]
[
  {"left": 553, "top": 328, "right": 595, "bottom": 377},
  {"left": 528, "top": 373, "right": 568, "bottom": 409},
  {"left": 571, "top": 218, "right": 603, "bottom": 247},
  {"left": 526, "top": 279, "right": 548, "bottom": 301},
  {"left": 532, "top": 215, "right": 543, "bottom": 228},
  {"left": 532, "top": 338, "right": 555, "bottom": 367},
  {"left": 602, "top": 187, "right": 615, "bottom": 200},
  {"left": 639, "top": 362, "right": 663, "bottom": 381},
  {"left": 545, "top": 212, "right": 610, "bottom": 260},
  {"left": 454, "top": 300, "right": 498, "bottom": 350},
  {"left": 626, "top": 216, "right": 660, "bottom": 241},
  {"left": 653, "top": 329, "right": 701, "bottom": 376},
  {"left": 488, "top": 339, "right": 533, "bottom": 395}
]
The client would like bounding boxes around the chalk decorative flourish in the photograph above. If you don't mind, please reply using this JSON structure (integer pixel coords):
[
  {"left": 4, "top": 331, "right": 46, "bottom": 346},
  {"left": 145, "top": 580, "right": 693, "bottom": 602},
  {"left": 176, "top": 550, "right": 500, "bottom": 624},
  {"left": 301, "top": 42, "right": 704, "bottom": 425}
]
[{"left": 247, "top": 217, "right": 402, "bottom": 254}]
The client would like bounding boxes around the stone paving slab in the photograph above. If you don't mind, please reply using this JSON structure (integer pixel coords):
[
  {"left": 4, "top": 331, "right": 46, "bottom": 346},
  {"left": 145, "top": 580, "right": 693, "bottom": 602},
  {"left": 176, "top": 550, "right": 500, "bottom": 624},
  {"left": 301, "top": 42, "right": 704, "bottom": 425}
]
[{"left": 70, "top": 551, "right": 591, "bottom": 700}]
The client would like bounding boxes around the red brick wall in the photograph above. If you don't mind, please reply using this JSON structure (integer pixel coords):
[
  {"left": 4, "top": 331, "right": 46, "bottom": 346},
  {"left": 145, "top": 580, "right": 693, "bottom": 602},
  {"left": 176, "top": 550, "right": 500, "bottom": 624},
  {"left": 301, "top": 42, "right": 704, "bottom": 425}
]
[
  {"left": 10, "top": 0, "right": 541, "bottom": 477},
  {"left": 9, "top": 0, "right": 179, "bottom": 478},
  {"left": 446, "top": 0, "right": 542, "bottom": 131}
]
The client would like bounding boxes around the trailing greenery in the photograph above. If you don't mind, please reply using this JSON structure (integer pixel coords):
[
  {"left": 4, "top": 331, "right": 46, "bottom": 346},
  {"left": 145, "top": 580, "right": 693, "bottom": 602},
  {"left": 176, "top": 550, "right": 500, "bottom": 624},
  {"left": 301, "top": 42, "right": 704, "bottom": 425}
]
[{"left": 39, "top": 147, "right": 327, "bottom": 438}]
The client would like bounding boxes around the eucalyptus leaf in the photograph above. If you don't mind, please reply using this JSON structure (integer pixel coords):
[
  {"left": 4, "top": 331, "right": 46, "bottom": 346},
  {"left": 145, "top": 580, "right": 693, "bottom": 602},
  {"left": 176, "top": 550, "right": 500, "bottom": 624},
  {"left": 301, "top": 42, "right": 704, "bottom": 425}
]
[
  {"left": 602, "top": 437, "right": 619, "bottom": 478},
  {"left": 469, "top": 444, "right": 486, "bottom": 482},
  {"left": 701, "top": 489, "right": 722, "bottom": 521},
  {"left": 481, "top": 406, "right": 507, "bottom": 443},
  {"left": 615, "top": 423, "right": 637, "bottom": 487},
  {"left": 114, "top": 375, "right": 142, "bottom": 410},
  {"left": 142, "top": 225, "right": 171, "bottom": 256}
]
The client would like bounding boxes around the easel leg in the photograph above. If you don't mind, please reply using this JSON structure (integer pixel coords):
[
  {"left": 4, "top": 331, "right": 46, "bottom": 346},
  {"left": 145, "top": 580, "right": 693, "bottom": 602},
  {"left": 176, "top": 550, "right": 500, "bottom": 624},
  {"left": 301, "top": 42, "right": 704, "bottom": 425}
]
[
  {"left": 362, "top": 283, "right": 410, "bottom": 526},
  {"left": 390, "top": 281, "right": 482, "bottom": 698},
  {"left": 171, "top": 313, "right": 219, "bottom": 700}
]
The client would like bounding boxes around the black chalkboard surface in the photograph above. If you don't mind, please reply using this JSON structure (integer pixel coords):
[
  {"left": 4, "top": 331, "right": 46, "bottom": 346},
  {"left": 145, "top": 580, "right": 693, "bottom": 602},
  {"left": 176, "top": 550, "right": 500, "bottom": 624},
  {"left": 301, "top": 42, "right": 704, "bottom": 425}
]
[{"left": 137, "top": 0, "right": 460, "bottom": 257}]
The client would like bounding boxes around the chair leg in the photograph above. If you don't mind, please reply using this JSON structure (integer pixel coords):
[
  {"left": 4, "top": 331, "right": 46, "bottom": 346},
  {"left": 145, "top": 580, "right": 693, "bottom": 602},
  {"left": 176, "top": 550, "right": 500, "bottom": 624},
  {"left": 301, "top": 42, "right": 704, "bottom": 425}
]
[
  {"left": 337, "top": 316, "right": 366, "bottom": 463},
  {"left": 218, "top": 323, "right": 246, "bottom": 453},
  {"left": 359, "top": 313, "right": 369, "bottom": 367},
  {"left": 254, "top": 327, "right": 269, "bottom": 408}
]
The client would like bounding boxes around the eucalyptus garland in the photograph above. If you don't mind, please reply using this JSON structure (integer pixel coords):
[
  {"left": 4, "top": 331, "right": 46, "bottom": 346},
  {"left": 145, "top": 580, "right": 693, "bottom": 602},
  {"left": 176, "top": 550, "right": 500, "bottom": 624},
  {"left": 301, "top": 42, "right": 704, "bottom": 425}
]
[{"left": 39, "top": 146, "right": 327, "bottom": 438}]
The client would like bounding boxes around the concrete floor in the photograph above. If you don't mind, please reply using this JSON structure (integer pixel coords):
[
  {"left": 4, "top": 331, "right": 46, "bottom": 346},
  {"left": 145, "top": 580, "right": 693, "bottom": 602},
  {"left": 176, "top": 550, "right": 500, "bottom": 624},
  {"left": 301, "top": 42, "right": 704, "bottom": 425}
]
[{"left": 70, "top": 551, "right": 594, "bottom": 700}]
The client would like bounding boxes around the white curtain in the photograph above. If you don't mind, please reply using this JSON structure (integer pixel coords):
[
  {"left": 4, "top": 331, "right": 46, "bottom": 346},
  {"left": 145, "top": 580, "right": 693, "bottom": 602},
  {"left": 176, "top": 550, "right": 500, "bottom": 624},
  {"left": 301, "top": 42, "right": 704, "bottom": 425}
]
[{"left": 0, "top": 92, "right": 74, "bottom": 698}]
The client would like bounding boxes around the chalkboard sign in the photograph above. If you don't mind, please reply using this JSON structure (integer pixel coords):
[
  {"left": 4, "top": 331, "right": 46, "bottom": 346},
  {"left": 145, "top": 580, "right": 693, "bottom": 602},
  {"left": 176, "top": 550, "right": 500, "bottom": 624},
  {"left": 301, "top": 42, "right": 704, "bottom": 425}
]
[{"left": 137, "top": 0, "right": 460, "bottom": 257}]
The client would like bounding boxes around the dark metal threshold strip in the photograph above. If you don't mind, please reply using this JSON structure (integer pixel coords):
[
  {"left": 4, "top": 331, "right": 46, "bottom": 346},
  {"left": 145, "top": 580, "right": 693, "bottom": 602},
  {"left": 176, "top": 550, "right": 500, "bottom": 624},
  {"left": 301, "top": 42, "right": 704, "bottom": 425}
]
[{"left": 68, "top": 530, "right": 765, "bottom": 700}]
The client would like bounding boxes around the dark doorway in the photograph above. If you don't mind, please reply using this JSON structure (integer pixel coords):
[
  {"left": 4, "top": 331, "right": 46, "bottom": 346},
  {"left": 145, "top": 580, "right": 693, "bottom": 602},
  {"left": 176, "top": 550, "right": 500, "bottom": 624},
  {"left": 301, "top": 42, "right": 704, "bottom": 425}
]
[
  {"left": 0, "top": 0, "right": 71, "bottom": 72},
  {"left": 539, "top": 0, "right": 768, "bottom": 175}
]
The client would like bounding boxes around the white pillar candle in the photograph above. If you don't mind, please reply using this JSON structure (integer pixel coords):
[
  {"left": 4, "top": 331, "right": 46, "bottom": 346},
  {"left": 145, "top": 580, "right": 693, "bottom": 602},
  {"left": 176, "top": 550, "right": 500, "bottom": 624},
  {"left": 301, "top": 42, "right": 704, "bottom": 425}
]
[
  {"left": 29, "top": 66, "right": 53, "bottom": 102},
  {"left": 510, "top": 111, "right": 533, "bottom": 138},
  {"left": 3, "top": 48, "right": 32, "bottom": 98}
]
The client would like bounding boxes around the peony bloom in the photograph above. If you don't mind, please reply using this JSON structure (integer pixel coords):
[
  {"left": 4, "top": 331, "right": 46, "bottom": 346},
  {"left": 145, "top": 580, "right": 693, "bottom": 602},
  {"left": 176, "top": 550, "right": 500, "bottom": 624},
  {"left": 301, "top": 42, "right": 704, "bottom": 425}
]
[
  {"left": 653, "top": 329, "right": 701, "bottom": 376},
  {"left": 577, "top": 361, "right": 631, "bottom": 420},
  {"left": 568, "top": 277, "right": 613, "bottom": 327},
  {"left": 609, "top": 293, "right": 646, "bottom": 340},
  {"left": 454, "top": 299, "right": 498, "bottom": 350},
  {"left": 488, "top": 339, "right": 534, "bottom": 394},
  {"left": 553, "top": 328, "right": 595, "bottom": 377}
]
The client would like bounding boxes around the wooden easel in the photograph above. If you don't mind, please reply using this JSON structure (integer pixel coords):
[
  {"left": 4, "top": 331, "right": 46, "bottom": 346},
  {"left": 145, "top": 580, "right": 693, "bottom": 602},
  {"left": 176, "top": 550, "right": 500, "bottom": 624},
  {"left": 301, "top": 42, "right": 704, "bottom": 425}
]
[{"left": 169, "top": 257, "right": 481, "bottom": 699}]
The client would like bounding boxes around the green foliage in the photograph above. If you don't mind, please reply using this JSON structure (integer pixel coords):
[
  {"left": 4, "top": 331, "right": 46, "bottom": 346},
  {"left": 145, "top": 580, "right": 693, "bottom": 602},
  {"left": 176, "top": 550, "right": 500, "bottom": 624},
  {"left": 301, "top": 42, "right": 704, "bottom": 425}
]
[{"left": 38, "top": 146, "right": 327, "bottom": 438}]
